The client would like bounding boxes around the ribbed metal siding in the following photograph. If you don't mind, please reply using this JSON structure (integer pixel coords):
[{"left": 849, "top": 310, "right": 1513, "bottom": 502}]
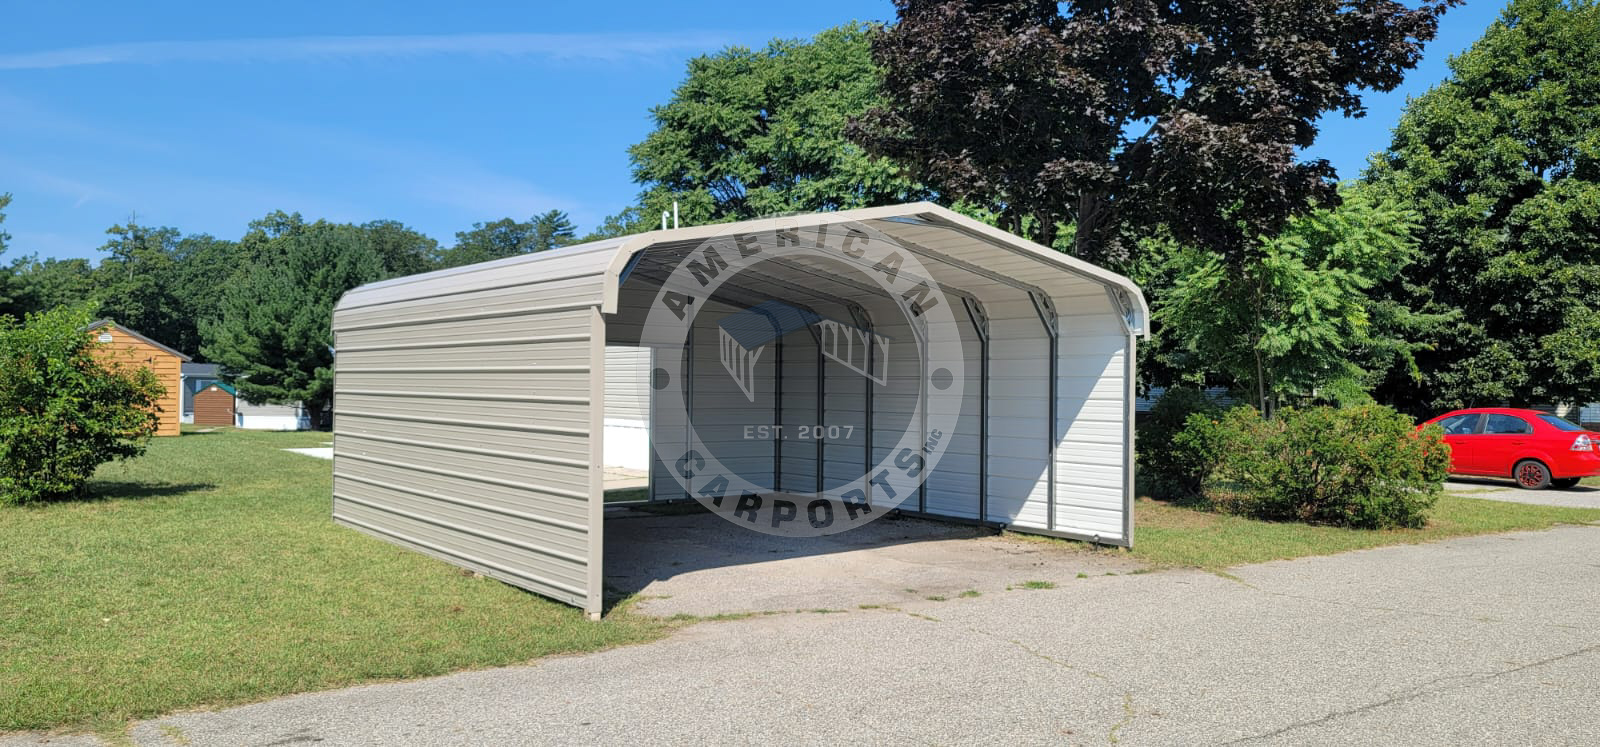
[
  {"left": 332, "top": 247, "right": 611, "bottom": 614},
  {"left": 604, "top": 346, "right": 651, "bottom": 423}
]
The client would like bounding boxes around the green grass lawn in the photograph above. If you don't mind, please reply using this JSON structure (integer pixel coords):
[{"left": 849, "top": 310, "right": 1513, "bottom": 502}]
[
  {"left": 0, "top": 429, "right": 668, "bottom": 733},
  {"left": 1125, "top": 494, "right": 1600, "bottom": 568},
  {"left": 8, "top": 430, "right": 1600, "bottom": 733}
]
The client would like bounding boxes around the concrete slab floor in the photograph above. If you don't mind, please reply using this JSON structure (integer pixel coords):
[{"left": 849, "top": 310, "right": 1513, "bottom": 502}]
[{"left": 604, "top": 510, "right": 1145, "bottom": 617}]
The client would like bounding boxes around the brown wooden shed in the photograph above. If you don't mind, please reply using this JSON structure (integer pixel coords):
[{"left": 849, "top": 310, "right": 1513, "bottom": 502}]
[
  {"left": 87, "top": 320, "right": 190, "bottom": 437},
  {"left": 192, "top": 382, "right": 237, "bottom": 427}
]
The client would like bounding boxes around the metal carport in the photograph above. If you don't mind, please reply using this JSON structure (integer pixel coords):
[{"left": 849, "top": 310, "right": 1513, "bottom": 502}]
[{"left": 331, "top": 202, "right": 1148, "bottom": 618}]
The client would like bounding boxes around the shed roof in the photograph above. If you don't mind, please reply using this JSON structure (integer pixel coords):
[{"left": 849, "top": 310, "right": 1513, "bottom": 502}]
[
  {"left": 199, "top": 381, "right": 237, "bottom": 396},
  {"left": 336, "top": 202, "right": 1150, "bottom": 334},
  {"left": 87, "top": 320, "right": 192, "bottom": 362}
]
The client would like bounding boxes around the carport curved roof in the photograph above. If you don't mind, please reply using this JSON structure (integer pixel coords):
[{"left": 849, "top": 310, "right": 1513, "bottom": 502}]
[{"left": 337, "top": 202, "right": 1148, "bottom": 334}]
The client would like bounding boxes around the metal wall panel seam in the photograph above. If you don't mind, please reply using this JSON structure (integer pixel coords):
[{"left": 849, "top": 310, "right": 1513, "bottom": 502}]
[
  {"left": 335, "top": 472, "right": 588, "bottom": 532},
  {"left": 333, "top": 410, "right": 588, "bottom": 436},
  {"left": 336, "top": 334, "right": 591, "bottom": 353},
  {"left": 335, "top": 492, "right": 588, "bottom": 565},
  {"left": 335, "top": 389, "right": 589, "bottom": 404},
  {"left": 336, "top": 366, "right": 590, "bottom": 375},
  {"left": 338, "top": 452, "right": 588, "bottom": 500},
  {"left": 335, "top": 432, "right": 590, "bottom": 468},
  {"left": 335, "top": 302, "right": 599, "bottom": 332},
  {"left": 335, "top": 515, "right": 589, "bottom": 597}
]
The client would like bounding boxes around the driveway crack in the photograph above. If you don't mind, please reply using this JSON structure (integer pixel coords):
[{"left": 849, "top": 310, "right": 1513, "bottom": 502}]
[{"left": 1224, "top": 643, "right": 1600, "bottom": 744}]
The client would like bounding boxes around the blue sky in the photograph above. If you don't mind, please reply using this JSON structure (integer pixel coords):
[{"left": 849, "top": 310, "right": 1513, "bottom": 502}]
[{"left": 2, "top": 1, "right": 1505, "bottom": 261}]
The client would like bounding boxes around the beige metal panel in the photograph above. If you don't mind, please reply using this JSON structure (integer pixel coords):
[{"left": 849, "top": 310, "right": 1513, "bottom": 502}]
[
  {"left": 604, "top": 347, "right": 652, "bottom": 424},
  {"left": 332, "top": 266, "right": 601, "bottom": 614},
  {"left": 338, "top": 239, "right": 624, "bottom": 313}
]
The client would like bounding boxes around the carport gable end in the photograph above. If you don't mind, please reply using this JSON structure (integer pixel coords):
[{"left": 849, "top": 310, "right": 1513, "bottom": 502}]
[{"left": 330, "top": 202, "right": 1148, "bottom": 618}]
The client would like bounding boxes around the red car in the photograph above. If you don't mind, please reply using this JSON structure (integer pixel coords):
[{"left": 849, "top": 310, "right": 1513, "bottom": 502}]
[{"left": 1419, "top": 408, "right": 1600, "bottom": 489}]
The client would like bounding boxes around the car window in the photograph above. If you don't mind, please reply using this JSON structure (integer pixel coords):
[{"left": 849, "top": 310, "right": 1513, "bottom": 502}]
[
  {"left": 1537, "top": 414, "right": 1585, "bottom": 432},
  {"left": 1437, "top": 413, "right": 1480, "bottom": 435},
  {"left": 1483, "top": 414, "right": 1532, "bottom": 435}
]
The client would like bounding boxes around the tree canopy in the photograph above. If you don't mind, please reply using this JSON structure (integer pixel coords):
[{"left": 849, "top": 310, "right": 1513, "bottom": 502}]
[
  {"left": 608, "top": 23, "right": 927, "bottom": 235},
  {"left": 201, "top": 218, "right": 386, "bottom": 422},
  {"left": 1160, "top": 188, "right": 1425, "bottom": 413},
  {"left": 853, "top": 0, "right": 1457, "bottom": 264},
  {"left": 438, "top": 210, "right": 576, "bottom": 267},
  {"left": 1364, "top": 0, "right": 1600, "bottom": 411}
]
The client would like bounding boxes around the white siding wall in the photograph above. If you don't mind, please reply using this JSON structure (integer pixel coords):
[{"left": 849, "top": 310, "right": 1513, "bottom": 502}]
[{"left": 1053, "top": 288, "right": 1130, "bottom": 542}]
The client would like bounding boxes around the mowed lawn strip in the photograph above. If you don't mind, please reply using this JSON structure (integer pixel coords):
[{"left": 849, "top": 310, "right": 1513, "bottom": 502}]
[
  {"left": 0, "top": 430, "right": 668, "bottom": 732},
  {"left": 1126, "top": 495, "right": 1600, "bottom": 569}
]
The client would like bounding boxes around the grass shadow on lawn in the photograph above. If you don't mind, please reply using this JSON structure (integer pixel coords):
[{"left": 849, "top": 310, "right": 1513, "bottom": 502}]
[{"left": 80, "top": 481, "right": 218, "bottom": 501}]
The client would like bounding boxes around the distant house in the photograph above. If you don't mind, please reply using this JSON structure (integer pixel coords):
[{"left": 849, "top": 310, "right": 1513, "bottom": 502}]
[
  {"left": 87, "top": 320, "right": 189, "bottom": 437},
  {"left": 180, "top": 362, "right": 223, "bottom": 424},
  {"left": 180, "top": 362, "right": 312, "bottom": 430}
]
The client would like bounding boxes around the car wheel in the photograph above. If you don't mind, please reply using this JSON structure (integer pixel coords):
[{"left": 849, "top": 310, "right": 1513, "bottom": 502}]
[
  {"left": 1514, "top": 460, "right": 1552, "bottom": 490},
  {"left": 1551, "top": 477, "right": 1582, "bottom": 490}
]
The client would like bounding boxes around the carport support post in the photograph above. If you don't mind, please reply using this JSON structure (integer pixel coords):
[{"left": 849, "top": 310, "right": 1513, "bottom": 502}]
[
  {"left": 586, "top": 307, "right": 607, "bottom": 621},
  {"left": 1030, "top": 292, "right": 1059, "bottom": 532},
  {"left": 963, "top": 298, "right": 990, "bottom": 523}
]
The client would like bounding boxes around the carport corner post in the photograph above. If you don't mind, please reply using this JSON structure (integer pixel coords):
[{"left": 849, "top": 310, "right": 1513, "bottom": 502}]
[{"left": 587, "top": 305, "right": 607, "bottom": 620}]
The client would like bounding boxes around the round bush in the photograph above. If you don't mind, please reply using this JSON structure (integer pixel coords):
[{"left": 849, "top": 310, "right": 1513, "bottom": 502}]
[
  {"left": 1137, "top": 387, "right": 1224, "bottom": 499},
  {"left": 1183, "top": 405, "right": 1449, "bottom": 529}
]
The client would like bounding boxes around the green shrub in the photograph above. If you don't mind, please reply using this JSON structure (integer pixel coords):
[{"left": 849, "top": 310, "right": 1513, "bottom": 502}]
[
  {"left": 0, "top": 306, "right": 164, "bottom": 506},
  {"left": 1137, "top": 387, "right": 1224, "bottom": 499},
  {"left": 1183, "top": 405, "right": 1449, "bottom": 529}
]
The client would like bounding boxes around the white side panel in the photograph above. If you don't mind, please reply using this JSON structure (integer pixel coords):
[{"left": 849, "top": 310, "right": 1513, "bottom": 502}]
[
  {"left": 1053, "top": 291, "right": 1129, "bottom": 542},
  {"left": 983, "top": 297, "right": 1051, "bottom": 527}
]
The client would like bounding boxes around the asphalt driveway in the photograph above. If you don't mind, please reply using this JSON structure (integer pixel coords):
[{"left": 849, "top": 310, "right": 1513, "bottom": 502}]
[
  {"left": 14, "top": 522, "right": 1595, "bottom": 746},
  {"left": 1445, "top": 476, "right": 1600, "bottom": 509}
]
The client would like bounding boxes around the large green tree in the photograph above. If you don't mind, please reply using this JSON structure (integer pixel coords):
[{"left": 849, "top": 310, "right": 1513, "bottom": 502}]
[
  {"left": 853, "top": 0, "right": 1456, "bottom": 264},
  {"left": 361, "top": 219, "right": 439, "bottom": 277},
  {"left": 605, "top": 23, "right": 926, "bottom": 235},
  {"left": 1160, "top": 189, "right": 1426, "bottom": 414},
  {"left": 437, "top": 209, "right": 575, "bottom": 268},
  {"left": 1365, "top": 0, "right": 1600, "bottom": 412},
  {"left": 202, "top": 218, "right": 386, "bottom": 423},
  {"left": 93, "top": 221, "right": 185, "bottom": 350}
]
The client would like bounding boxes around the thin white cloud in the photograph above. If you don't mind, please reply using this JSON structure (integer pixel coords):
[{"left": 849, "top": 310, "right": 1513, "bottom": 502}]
[{"left": 0, "top": 31, "right": 736, "bottom": 71}]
